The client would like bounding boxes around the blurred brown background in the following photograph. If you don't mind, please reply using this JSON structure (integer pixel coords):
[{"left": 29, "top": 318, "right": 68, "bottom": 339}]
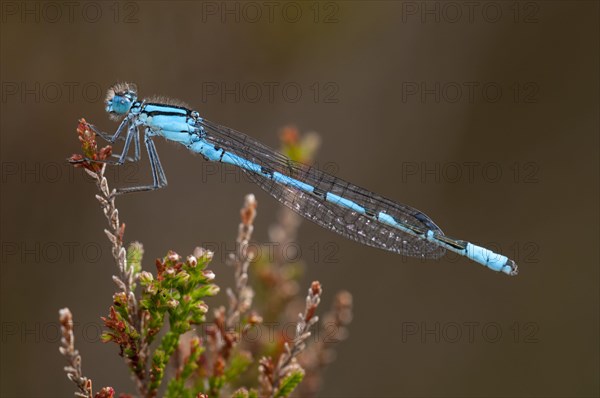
[{"left": 1, "top": 1, "right": 598, "bottom": 397}]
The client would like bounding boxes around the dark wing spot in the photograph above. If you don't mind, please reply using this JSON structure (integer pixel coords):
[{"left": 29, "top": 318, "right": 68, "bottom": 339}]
[
  {"left": 260, "top": 166, "right": 274, "bottom": 177},
  {"left": 413, "top": 212, "right": 440, "bottom": 231},
  {"left": 393, "top": 215, "right": 426, "bottom": 235},
  {"left": 313, "top": 187, "right": 328, "bottom": 200},
  {"left": 364, "top": 207, "right": 378, "bottom": 219},
  {"left": 313, "top": 187, "right": 325, "bottom": 196}
]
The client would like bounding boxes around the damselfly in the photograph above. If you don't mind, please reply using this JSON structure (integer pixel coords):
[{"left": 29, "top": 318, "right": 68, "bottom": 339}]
[{"left": 73, "top": 82, "right": 518, "bottom": 276}]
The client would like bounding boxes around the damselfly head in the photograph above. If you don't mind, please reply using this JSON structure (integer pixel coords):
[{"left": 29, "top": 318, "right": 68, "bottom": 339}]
[{"left": 105, "top": 82, "right": 138, "bottom": 120}]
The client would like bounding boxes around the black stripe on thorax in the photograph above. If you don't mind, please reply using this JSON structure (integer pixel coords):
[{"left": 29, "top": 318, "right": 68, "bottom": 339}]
[
  {"left": 143, "top": 102, "right": 193, "bottom": 117},
  {"left": 145, "top": 102, "right": 190, "bottom": 111},
  {"left": 144, "top": 111, "right": 188, "bottom": 117}
]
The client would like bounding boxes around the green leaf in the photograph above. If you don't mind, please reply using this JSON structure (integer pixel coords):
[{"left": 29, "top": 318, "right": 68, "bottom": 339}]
[
  {"left": 126, "top": 242, "right": 144, "bottom": 276},
  {"left": 274, "top": 369, "right": 305, "bottom": 398},
  {"left": 209, "top": 375, "right": 225, "bottom": 397},
  {"left": 100, "top": 332, "right": 114, "bottom": 343},
  {"left": 229, "top": 387, "right": 258, "bottom": 398},
  {"left": 231, "top": 388, "right": 250, "bottom": 398},
  {"left": 224, "top": 351, "right": 252, "bottom": 383},
  {"left": 165, "top": 340, "right": 203, "bottom": 398}
]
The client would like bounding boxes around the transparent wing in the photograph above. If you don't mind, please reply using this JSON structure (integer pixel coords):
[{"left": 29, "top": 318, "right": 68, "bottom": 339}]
[{"left": 197, "top": 119, "right": 446, "bottom": 259}]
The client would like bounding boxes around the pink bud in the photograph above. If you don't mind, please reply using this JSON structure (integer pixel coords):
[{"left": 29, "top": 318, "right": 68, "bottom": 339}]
[
  {"left": 203, "top": 270, "right": 215, "bottom": 281},
  {"left": 187, "top": 255, "right": 197, "bottom": 267}
]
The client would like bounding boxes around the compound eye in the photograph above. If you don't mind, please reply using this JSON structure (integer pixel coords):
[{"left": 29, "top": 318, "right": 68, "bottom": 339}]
[
  {"left": 105, "top": 82, "right": 138, "bottom": 119},
  {"left": 108, "top": 95, "right": 132, "bottom": 114}
]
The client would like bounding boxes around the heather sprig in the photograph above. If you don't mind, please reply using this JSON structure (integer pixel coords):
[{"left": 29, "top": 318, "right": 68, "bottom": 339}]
[
  {"left": 297, "top": 290, "right": 353, "bottom": 396},
  {"left": 225, "top": 193, "right": 258, "bottom": 330},
  {"left": 59, "top": 308, "right": 115, "bottom": 398},
  {"left": 165, "top": 336, "right": 204, "bottom": 398},
  {"left": 69, "top": 118, "right": 113, "bottom": 174},
  {"left": 140, "top": 250, "right": 219, "bottom": 396},
  {"left": 204, "top": 194, "right": 261, "bottom": 397},
  {"left": 258, "top": 282, "right": 323, "bottom": 398},
  {"left": 60, "top": 121, "right": 351, "bottom": 398}
]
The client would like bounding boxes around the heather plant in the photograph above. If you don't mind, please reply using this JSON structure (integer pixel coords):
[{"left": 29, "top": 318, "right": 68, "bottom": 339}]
[{"left": 60, "top": 121, "right": 352, "bottom": 398}]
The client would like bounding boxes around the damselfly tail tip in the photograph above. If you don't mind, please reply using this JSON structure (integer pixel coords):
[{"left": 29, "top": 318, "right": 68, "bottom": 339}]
[{"left": 504, "top": 259, "right": 518, "bottom": 276}]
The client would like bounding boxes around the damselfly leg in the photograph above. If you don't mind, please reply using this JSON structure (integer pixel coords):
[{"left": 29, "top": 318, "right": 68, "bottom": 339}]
[
  {"left": 70, "top": 121, "right": 167, "bottom": 195},
  {"left": 114, "top": 131, "right": 168, "bottom": 194}
]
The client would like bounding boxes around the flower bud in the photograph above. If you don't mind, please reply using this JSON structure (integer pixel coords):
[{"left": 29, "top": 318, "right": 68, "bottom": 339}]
[
  {"left": 196, "top": 302, "right": 209, "bottom": 314},
  {"left": 167, "top": 251, "right": 181, "bottom": 263},
  {"left": 146, "top": 283, "right": 158, "bottom": 295},
  {"left": 177, "top": 271, "right": 190, "bottom": 283},
  {"left": 194, "top": 247, "right": 214, "bottom": 261},
  {"left": 113, "top": 292, "right": 127, "bottom": 306},
  {"left": 203, "top": 270, "right": 215, "bottom": 281},
  {"left": 186, "top": 255, "right": 197, "bottom": 268},
  {"left": 207, "top": 285, "right": 220, "bottom": 296},
  {"left": 139, "top": 271, "right": 153, "bottom": 284}
]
